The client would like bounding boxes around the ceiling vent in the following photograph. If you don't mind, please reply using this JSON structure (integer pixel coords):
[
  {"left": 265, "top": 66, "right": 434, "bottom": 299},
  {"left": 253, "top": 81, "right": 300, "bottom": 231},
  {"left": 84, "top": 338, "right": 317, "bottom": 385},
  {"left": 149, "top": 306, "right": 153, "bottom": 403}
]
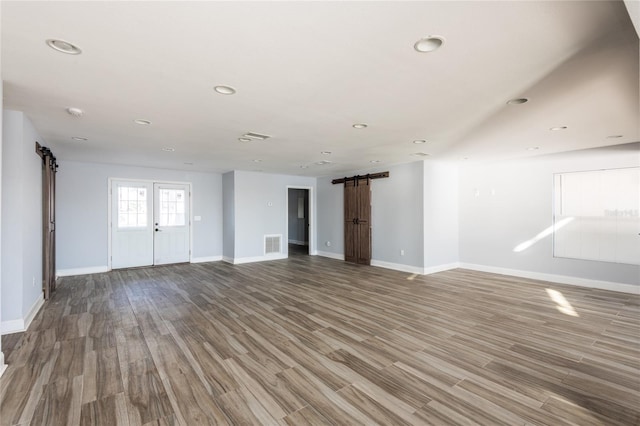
[
  {"left": 264, "top": 234, "right": 282, "bottom": 255},
  {"left": 243, "top": 132, "right": 271, "bottom": 141}
]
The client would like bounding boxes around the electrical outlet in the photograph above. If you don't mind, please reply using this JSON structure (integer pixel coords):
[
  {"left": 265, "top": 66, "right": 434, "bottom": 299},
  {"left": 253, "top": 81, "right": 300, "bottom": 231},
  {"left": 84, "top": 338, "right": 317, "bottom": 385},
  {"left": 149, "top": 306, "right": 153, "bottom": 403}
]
[
  {"left": 32, "top": 277, "right": 36, "bottom": 287},
  {"left": 400, "top": 249, "right": 405, "bottom": 256},
  {"left": 326, "top": 241, "right": 331, "bottom": 247}
]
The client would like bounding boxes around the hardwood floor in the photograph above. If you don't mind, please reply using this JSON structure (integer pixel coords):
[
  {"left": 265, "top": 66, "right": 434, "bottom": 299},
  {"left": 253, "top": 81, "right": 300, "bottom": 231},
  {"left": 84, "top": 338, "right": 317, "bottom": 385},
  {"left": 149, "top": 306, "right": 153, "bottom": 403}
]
[{"left": 1, "top": 256, "right": 639, "bottom": 425}]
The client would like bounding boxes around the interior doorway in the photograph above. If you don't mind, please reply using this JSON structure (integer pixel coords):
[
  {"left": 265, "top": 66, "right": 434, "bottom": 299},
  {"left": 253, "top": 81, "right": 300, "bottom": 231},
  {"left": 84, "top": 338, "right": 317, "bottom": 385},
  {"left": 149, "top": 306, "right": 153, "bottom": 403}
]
[
  {"left": 287, "top": 187, "right": 311, "bottom": 256},
  {"left": 110, "top": 179, "right": 191, "bottom": 269}
]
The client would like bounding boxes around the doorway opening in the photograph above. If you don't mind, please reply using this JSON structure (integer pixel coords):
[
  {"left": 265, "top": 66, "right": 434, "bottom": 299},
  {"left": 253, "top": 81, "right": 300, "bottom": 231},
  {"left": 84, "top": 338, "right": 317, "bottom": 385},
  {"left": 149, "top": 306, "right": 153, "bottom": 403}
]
[
  {"left": 287, "top": 187, "right": 311, "bottom": 256},
  {"left": 109, "top": 179, "right": 191, "bottom": 269}
]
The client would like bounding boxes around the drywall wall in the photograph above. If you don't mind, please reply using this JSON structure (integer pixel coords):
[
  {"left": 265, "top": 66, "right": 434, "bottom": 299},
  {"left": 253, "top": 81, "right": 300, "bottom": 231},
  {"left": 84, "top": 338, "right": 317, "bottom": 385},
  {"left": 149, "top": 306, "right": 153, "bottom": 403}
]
[
  {"left": 21, "top": 116, "right": 45, "bottom": 317},
  {"left": 56, "top": 160, "right": 223, "bottom": 272},
  {"left": 222, "top": 171, "right": 235, "bottom": 260},
  {"left": 459, "top": 143, "right": 640, "bottom": 286},
  {"left": 370, "top": 161, "right": 424, "bottom": 268},
  {"left": 1, "top": 111, "right": 22, "bottom": 323},
  {"left": 0, "top": 7, "right": 5, "bottom": 373},
  {"left": 1, "top": 110, "right": 43, "bottom": 325},
  {"left": 317, "top": 174, "right": 344, "bottom": 256},
  {"left": 230, "top": 171, "right": 316, "bottom": 261},
  {"left": 424, "top": 161, "right": 459, "bottom": 269},
  {"left": 316, "top": 161, "right": 425, "bottom": 269},
  {"left": 287, "top": 188, "right": 309, "bottom": 244}
]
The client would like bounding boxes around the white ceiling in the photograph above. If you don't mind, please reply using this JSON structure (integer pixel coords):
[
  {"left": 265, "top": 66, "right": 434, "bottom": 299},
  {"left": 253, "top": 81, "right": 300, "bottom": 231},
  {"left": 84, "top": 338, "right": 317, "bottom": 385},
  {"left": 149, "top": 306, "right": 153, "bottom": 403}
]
[{"left": 2, "top": 1, "right": 638, "bottom": 176}]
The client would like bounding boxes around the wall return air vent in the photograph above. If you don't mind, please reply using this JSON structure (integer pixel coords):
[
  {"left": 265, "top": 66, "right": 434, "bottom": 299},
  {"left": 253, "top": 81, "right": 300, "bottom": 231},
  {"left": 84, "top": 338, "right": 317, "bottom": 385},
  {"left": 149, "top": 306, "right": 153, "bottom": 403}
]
[{"left": 264, "top": 234, "right": 282, "bottom": 255}]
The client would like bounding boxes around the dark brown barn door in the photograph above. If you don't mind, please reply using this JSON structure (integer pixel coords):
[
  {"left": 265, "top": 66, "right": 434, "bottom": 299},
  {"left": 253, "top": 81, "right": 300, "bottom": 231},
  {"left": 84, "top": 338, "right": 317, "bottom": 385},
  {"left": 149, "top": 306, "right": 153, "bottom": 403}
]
[
  {"left": 37, "top": 143, "right": 57, "bottom": 300},
  {"left": 344, "top": 177, "right": 371, "bottom": 265}
]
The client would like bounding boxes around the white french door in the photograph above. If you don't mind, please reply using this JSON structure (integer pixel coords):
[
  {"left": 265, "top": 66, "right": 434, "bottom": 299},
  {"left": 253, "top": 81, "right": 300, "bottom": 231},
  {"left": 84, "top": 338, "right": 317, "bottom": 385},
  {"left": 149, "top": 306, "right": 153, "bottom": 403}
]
[
  {"left": 111, "top": 180, "right": 190, "bottom": 269},
  {"left": 153, "top": 183, "right": 190, "bottom": 265}
]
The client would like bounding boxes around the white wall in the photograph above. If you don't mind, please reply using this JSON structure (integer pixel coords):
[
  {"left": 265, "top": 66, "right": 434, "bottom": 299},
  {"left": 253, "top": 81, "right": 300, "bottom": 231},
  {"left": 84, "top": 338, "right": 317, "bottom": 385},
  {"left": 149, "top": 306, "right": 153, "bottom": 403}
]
[
  {"left": 317, "top": 174, "right": 344, "bottom": 257},
  {"left": 232, "top": 171, "right": 316, "bottom": 261},
  {"left": 56, "top": 160, "right": 223, "bottom": 272},
  {"left": 21, "top": 117, "right": 45, "bottom": 316},
  {"left": 424, "top": 161, "right": 459, "bottom": 269},
  {"left": 1, "top": 110, "right": 43, "bottom": 329},
  {"left": 222, "top": 171, "right": 235, "bottom": 260},
  {"left": 371, "top": 162, "right": 424, "bottom": 268},
  {"left": 459, "top": 144, "right": 640, "bottom": 287},
  {"left": 0, "top": 77, "right": 4, "bottom": 372}
]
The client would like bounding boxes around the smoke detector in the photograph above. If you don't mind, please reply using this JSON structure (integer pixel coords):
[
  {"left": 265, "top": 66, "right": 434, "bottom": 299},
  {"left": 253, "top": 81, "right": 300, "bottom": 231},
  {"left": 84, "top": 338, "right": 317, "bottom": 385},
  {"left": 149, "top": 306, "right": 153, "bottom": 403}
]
[{"left": 66, "top": 107, "right": 84, "bottom": 117}]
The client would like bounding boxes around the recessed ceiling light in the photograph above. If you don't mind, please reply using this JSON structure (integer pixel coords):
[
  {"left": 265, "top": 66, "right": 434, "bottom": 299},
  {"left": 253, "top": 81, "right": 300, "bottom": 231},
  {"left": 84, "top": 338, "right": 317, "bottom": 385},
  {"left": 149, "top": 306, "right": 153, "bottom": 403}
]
[
  {"left": 461, "top": 157, "right": 469, "bottom": 160},
  {"left": 162, "top": 147, "right": 175, "bottom": 152},
  {"left": 412, "top": 152, "right": 430, "bottom": 157},
  {"left": 300, "top": 165, "right": 308, "bottom": 169},
  {"left": 321, "top": 151, "right": 332, "bottom": 155},
  {"left": 550, "top": 126, "right": 567, "bottom": 131},
  {"left": 184, "top": 162, "right": 194, "bottom": 165},
  {"left": 66, "top": 107, "right": 84, "bottom": 117},
  {"left": 214, "top": 85, "right": 236, "bottom": 95},
  {"left": 134, "top": 119, "right": 152, "bottom": 125},
  {"left": 352, "top": 123, "right": 368, "bottom": 129},
  {"left": 414, "top": 35, "right": 445, "bottom": 53},
  {"left": 413, "top": 140, "right": 427, "bottom": 144},
  {"left": 507, "top": 98, "right": 529, "bottom": 105},
  {"left": 316, "top": 160, "right": 332, "bottom": 165},
  {"left": 238, "top": 137, "right": 252, "bottom": 142},
  {"left": 606, "top": 135, "right": 623, "bottom": 139},
  {"left": 370, "top": 160, "right": 381, "bottom": 163},
  {"left": 71, "top": 136, "right": 88, "bottom": 141},
  {"left": 253, "top": 159, "right": 262, "bottom": 163},
  {"left": 46, "top": 39, "right": 82, "bottom": 55},
  {"left": 527, "top": 147, "right": 540, "bottom": 151}
]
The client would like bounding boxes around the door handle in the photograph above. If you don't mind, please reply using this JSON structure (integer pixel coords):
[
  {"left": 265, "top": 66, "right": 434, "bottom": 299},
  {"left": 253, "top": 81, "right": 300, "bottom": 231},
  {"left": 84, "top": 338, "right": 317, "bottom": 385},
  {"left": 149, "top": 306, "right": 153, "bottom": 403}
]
[{"left": 155, "top": 228, "right": 162, "bottom": 232}]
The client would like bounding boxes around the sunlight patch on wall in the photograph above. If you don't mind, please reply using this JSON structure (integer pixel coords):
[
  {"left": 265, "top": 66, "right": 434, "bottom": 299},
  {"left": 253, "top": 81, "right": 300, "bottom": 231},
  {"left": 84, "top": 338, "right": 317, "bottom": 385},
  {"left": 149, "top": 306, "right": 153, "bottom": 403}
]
[{"left": 513, "top": 217, "right": 575, "bottom": 253}]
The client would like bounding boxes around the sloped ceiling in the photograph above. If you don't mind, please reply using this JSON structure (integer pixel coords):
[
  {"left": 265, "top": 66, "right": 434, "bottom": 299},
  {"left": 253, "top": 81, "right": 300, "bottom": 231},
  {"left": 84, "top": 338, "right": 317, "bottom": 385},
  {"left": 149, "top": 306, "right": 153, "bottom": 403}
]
[{"left": 2, "top": 1, "right": 638, "bottom": 176}]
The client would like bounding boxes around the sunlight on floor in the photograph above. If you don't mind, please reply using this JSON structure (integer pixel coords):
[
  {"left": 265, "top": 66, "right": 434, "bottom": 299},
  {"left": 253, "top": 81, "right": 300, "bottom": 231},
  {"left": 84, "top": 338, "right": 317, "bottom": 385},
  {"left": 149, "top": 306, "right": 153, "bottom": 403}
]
[
  {"left": 407, "top": 274, "right": 418, "bottom": 281},
  {"left": 546, "top": 288, "right": 579, "bottom": 317},
  {"left": 513, "top": 217, "right": 575, "bottom": 252}
]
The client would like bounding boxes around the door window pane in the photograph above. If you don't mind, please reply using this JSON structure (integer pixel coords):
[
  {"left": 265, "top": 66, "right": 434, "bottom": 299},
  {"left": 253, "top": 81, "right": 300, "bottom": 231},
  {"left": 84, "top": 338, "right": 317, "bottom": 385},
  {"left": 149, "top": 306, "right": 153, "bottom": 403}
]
[
  {"left": 117, "top": 186, "right": 148, "bottom": 228},
  {"left": 158, "top": 189, "right": 186, "bottom": 226}
]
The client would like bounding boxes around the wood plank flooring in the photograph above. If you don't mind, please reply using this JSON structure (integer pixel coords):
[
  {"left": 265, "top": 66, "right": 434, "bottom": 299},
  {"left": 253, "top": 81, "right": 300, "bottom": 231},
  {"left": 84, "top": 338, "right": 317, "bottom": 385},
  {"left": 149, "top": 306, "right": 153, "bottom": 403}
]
[{"left": 1, "top": 255, "right": 639, "bottom": 425}]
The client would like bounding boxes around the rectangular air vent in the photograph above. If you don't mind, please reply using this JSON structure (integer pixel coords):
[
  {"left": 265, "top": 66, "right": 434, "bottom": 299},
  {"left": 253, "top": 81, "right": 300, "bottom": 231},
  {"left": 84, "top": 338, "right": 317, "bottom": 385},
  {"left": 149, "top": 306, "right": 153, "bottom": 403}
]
[
  {"left": 243, "top": 132, "right": 271, "bottom": 141},
  {"left": 264, "top": 234, "right": 282, "bottom": 255}
]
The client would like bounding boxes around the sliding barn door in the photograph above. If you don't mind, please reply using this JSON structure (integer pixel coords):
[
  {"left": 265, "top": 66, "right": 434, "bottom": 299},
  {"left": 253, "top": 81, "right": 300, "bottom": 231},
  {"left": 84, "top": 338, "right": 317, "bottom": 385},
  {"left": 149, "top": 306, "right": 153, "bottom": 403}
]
[
  {"left": 37, "top": 143, "right": 57, "bottom": 300},
  {"left": 344, "top": 178, "right": 371, "bottom": 265}
]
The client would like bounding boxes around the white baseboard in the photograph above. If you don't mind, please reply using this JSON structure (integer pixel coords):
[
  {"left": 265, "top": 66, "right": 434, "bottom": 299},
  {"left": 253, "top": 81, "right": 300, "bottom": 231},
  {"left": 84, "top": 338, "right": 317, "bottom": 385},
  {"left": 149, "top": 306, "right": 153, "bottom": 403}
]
[
  {"left": 0, "top": 353, "right": 6, "bottom": 378},
  {"left": 25, "top": 296, "right": 45, "bottom": 330},
  {"left": 459, "top": 263, "right": 639, "bottom": 294},
  {"left": 1, "top": 294, "right": 45, "bottom": 335},
  {"left": 191, "top": 256, "right": 222, "bottom": 264},
  {"left": 316, "top": 251, "right": 345, "bottom": 261},
  {"left": 57, "top": 265, "right": 109, "bottom": 277},
  {"left": 288, "top": 240, "right": 308, "bottom": 246},
  {"left": 423, "top": 262, "right": 461, "bottom": 275},
  {"left": 224, "top": 254, "right": 288, "bottom": 265},
  {"left": 371, "top": 259, "right": 424, "bottom": 275}
]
